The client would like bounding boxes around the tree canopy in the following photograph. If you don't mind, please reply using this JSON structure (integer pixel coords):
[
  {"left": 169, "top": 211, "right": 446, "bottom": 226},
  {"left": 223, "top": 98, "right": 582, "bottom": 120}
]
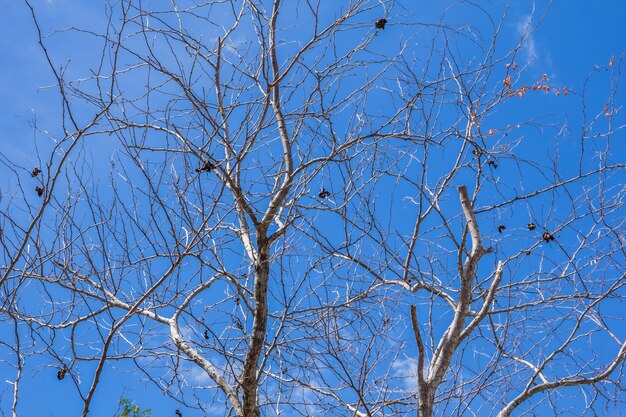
[{"left": 0, "top": 1, "right": 624, "bottom": 416}]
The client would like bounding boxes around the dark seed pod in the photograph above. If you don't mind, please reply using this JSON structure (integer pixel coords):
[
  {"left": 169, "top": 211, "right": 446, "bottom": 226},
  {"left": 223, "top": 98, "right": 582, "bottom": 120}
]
[
  {"left": 319, "top": 190, "right": 330, "bottom": 199},
  {"left": 196, "top": 161, "right": 216, "bottom": 173},
  {"left": 497, "top": 224, "right": 506, "bottom": 233},
  {"left": 527, "top": 223, "right": 536, "bottom": 231},
  {"left": 35, "top": 186, "right": 45, "bottom": 197},
  {"left": 31, "top": 167, "right": 41, "bottom": 177},
  {"left": 375, "top": 18, "right": 387, "bottom": 29},
  {"left": 542, "top": 231, "right": 555, "bottom": 242}
]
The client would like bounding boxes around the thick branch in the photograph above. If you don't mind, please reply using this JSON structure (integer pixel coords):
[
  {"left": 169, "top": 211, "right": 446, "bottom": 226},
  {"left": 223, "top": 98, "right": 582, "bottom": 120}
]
[
  {"left": 422, "top": 185, "right": 494, "bottom": 416},
  {"left": 170, "top": 321, "right": 243, "bottom": 415},
  {"left": 498, "top": 340, "right": 626, "bottom": 417}
]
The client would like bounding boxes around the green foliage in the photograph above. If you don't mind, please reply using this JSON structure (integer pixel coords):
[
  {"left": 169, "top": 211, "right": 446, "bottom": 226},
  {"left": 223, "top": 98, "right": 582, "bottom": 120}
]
[{"left": 115, "top": 398, "right": 152, "bottom": 417}]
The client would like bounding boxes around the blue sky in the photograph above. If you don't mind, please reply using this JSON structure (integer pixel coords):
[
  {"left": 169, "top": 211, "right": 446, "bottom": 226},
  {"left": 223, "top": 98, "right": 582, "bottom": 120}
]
[{"left": 1, "top": 1, "right": 625, "bottom": 417}]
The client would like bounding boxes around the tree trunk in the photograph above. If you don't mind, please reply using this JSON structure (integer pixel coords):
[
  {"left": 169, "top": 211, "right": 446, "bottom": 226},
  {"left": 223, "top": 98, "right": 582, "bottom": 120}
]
[{"left": 241, "top": 243, "right": 270, "bottom": 417}]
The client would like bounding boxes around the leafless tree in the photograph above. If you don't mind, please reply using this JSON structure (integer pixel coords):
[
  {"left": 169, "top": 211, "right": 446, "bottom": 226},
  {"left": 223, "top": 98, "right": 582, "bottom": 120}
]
[{"left": 0, "top": 1, "right": 624, "bottom": 417}]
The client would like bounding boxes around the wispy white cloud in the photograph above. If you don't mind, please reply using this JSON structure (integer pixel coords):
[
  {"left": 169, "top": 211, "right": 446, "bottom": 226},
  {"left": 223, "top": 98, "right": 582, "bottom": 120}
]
[
  {"left": 188, "top": 365, "right": 213, "bottom": 385},
  {"left": 391, "top": 356, "right": 419, "bottom": 392},
  {"left": 516, "top": 14, "right": 539, "bottom": 65}
]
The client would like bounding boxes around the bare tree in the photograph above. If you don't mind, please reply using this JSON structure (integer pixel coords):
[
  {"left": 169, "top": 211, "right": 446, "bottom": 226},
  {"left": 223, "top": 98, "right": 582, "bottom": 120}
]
[{"left": 1, "top": 1, "right": 624, "bottom": 417}]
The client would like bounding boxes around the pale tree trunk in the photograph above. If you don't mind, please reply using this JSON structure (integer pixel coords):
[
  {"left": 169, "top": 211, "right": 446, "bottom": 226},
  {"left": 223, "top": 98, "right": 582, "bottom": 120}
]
[{"left": 412, "top": 186, "right": 502, "bottom": 417}]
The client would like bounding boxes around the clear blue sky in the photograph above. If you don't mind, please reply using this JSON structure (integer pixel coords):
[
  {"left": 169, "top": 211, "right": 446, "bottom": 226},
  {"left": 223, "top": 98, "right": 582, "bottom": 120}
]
[{"left": 0, "top": 1, "right": 625, "bottom": 416}]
